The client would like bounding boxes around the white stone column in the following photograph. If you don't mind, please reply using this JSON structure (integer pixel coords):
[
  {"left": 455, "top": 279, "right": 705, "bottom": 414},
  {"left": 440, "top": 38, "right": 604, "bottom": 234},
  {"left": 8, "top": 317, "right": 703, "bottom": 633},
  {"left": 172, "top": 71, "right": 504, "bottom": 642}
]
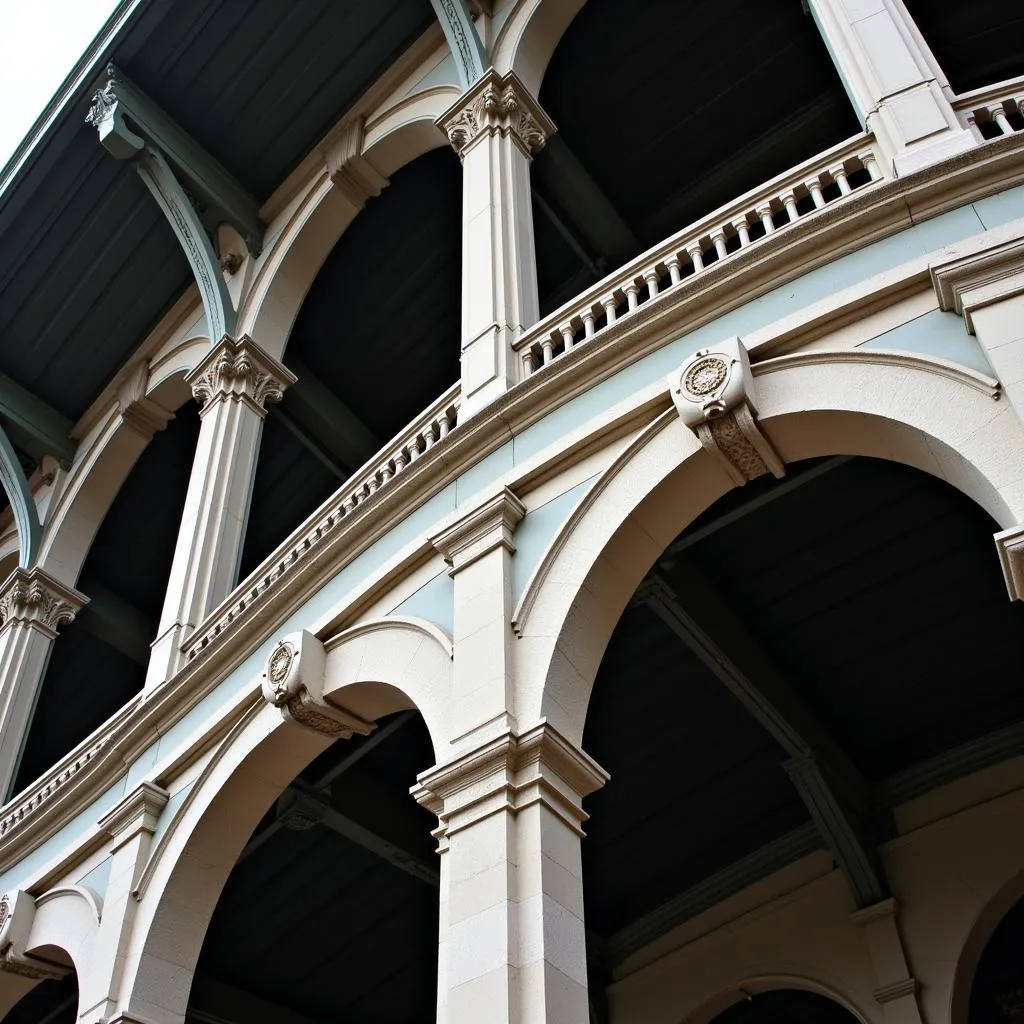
[
  {"left": 145, "top": 335, "right": 295, "bottom": 688},
  {"left": 78, "top": 782, "right": 169, "bottom": 1024},
  {"left": 807, "top": 0, "right": 975, "bottom": 176},
  {"left": 851, "top": 899, "right": 924, "bottom": 1024},
  {"left": 438, "top": 70, "right": 555, "bottom": 421},
  {"left": 414, "top": 722, "right": 607, "bottom": 1024},
  {"left": 0, "top": 568, "right": 86, "bottom": 800}
]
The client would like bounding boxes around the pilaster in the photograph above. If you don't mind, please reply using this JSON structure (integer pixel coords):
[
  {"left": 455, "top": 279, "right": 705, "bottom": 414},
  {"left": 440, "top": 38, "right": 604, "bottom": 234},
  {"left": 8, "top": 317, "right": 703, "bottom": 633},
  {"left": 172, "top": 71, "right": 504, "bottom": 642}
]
[
  {"left": 438, "top": 70, "right": 555, "bottom": 420},
  {"left": 0, "top": 568, "right": 86, "bottom": 800},
  {"left": 413, "top": 720, "right": 608, "bottom": 1024},
  {"left": 79, "top": 782, "right": 169, "bottom": 1023},
  {"left": 806, "top": 0, "right": 975, "bottom": 176},
  {"left": 851, "top": 899, "right": 924, "bottom": 1024},
  {"left": 145, "top": 335, "right": 295, "bottom": 688},
  {"left": 432, "top": 487, "right": 526, "bottom": 741}
]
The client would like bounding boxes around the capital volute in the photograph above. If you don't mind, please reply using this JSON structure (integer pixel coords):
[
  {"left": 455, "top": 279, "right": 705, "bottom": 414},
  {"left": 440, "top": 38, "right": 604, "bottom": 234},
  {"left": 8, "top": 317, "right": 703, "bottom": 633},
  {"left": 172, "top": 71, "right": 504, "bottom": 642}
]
[
  {"left": 431, "top": 486, "right": 526, "bottom": 574},
  {"left": 437, "top": 69, "right": 556, "bottom": 161},
  {"left": 0, "top": 568, "right": 87, "bottom": 638},
  {"left": 187, "top": 335, "right": 297, "bottom": 417}
]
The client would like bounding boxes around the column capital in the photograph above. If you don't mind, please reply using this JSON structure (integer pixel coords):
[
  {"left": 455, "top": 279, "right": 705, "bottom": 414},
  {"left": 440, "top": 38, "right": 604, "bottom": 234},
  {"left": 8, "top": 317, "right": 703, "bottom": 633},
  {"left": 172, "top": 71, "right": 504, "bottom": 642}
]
[
  {"left": 431, "top": 486, "right": 526, "bottom": 573},
  {"left": 930, "top": 237, "right": 1024, "bottom": 335},
  {"left": 0, "top": 568, "right": 86, "bottom": 638},
  {"left": 186, "top": 335, "right": 296, "bottom": 417},
  {"left": 98, "top": 780, "right": 169, "bottom": 853},
  {"left": 412, "top": 720, "right": 608, "bottom": 840},
  {"left": 437, "top": 68, "right": 556, "bottom": 161}
]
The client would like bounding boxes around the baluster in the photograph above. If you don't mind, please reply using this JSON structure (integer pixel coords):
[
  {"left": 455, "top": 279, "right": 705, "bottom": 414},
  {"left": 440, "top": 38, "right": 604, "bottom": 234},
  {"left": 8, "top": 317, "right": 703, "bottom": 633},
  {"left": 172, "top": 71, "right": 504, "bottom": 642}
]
[
  {"left": 686, "top": 242, "right": 705, "bottom": 272},
  {"left": 755, "top": 203, "right": 775, "bottom": 235},
  {"left": 393, "top": 448, "right": 409, "bottom": 475},
  {"left": 732, "top": 216, "right": 751, "bottom": 247},
  {"left": 367, "top": 473, "right": 380, "bottom": 494},
  {"left": 601, "top": 293, "right": 618, "bottom": 326},
  {"left": 541, "top": 335, "right": 555, "bottom": 365},
  {"left": 422, "top": 423, "right": 438, "bottom": 452},
  {"left": 406, "top": 438, "right": 421, "bottom": 463},
  {"left": 624, "top": 280, "right": 640, "bottom": 312},
  {"left": 862, "top": 151, "right": 882, "bottom": 181},
  {"left": 666, "top": 253, "right": 682, "bottom": 286},
  {"left": 582, "top": 307, "right": 596, "bottom": 340},
  {"left": 523, "top": 350, "right": 537, "bottom": 377},
  {"left": 558, "top": 322, "right": 575, "bottom": 354},
  {"left": 437, "top": 412, "right": 451, "bottom": 439},
  {"left": 988, "top": 103, "right": 1013, "bottom": 136},
  {"left": 804, "top": 176, "right": 826, "bottom": 209},
  {"left": 711, "top": 229, "right": 728, "bottom": 261},
  {"left": 780, "top": 190, "right": 799, "bottom": 224},
  {"left": 379, "top": 462, "right": 393, "bottom": 484},
  {"left": 643, "top": 268, "right": 660, "bottom": 300},
  {"left": 829, "top": 163, "right": 852, "bottom": 195}
]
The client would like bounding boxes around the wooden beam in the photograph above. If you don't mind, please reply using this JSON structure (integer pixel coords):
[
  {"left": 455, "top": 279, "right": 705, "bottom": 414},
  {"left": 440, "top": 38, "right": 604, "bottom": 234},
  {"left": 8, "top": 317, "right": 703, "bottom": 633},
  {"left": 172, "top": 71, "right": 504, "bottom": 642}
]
[
  {"left": 636, "top": 565, "right": 886, "bottom": 907},
  {"left": 429, "top": 0, "right": 489, "bottom": 89},
  {"left": 0, "top": 371, "right": 76, "bottom": 467}
]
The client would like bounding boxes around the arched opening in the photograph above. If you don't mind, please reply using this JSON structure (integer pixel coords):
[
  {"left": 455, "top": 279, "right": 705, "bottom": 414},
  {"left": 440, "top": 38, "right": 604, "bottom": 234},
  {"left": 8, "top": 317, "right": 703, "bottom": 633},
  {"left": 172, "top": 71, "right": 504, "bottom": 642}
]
[
  {"left": 707, "top": 989, "right": 864, "bottom": 1024},
  {"left": 968, "top": 893, "right": 1024, "bottom": 1024},
  {"left": 578, "top": 456, "right": 1024, "bottom": 1012},
  {"left": 239, "top": 147, "right": 462, "bottom": 576},
  {"left": 13, "top": 407, "right": 199, "bottom": 795},
  {"left": 1, "top": 972, "right": 77, "bottom": 1024},
  {"left": 186, "top": 711, "right": 440, "bottom": 1021},
  {"left": 531, "top": 0, "right": 861, "bottom": 314},
  {"left": 901, "top": 0, "right": 1024, "bottom": 95}
]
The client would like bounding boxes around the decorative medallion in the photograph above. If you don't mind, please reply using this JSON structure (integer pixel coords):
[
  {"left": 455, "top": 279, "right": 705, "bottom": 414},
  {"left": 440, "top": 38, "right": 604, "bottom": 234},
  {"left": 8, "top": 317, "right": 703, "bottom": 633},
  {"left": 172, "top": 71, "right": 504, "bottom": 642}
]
[
  {"left": 0, "top": 896, "right": 10, "bottom": 933},
  {"left": 262, "top": 641, "right": 296, "bottom": 707},
  {"left": 683, "top": 355, "right": 729, "bottom": 397}
]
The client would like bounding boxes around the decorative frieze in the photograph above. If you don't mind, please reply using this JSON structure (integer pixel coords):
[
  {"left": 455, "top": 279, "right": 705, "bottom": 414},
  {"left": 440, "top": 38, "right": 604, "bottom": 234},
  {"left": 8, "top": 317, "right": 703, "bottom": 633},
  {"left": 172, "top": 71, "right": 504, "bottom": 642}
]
[
  {"left": 0, "top": 568, "right": 86, "bottom": 638},
  {"left": 669, "top": 339, "right": 784, "bottom": 485},
  {"left": 261, "top": 630, "right": 375, "bottom": 739},
  {"left": 187, "top": 335, "right": 296, "bottom": 417},
  {"left": 437, "top": 69, "right": 555, "bottom": 161}
]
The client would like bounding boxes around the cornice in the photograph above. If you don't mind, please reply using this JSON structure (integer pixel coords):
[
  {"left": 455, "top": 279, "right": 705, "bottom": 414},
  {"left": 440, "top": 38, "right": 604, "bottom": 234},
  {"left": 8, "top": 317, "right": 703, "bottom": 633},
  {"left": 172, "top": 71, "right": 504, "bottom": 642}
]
[
  {"left": 930, "top": 236, "right": 1024, "bottom": 333},
  {"left": 431, "top": 486, "right": 526, "bottom": 572},
  {"left": 3, "top": 132, "right": 1024, "bottom": 876}
]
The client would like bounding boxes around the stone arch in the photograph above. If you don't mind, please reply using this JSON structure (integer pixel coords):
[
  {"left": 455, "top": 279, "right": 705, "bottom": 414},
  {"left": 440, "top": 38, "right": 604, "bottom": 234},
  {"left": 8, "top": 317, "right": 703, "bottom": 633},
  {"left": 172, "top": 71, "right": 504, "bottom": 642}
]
[
  {"left": 491, "top": 0, "right": 589, "bottom": 96},
  {"left": 684, "top": 976, "right": 875, "bottom": 1024},
  {"left": 513, "top": 351, "right": 1024, "bottom": 744},
  {"left": 237, "top": 85, "right": 460, "bottom": 362},
  {"left": 117, "top": 616, "right": 452, "bottom": 1024}
]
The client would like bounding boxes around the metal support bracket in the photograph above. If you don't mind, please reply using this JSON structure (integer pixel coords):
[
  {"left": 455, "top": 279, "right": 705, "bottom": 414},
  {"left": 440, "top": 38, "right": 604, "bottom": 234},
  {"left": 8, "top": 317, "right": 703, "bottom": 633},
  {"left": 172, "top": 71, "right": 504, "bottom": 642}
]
[
  {"left": 430, "top": 0, "right": 489, "bottom": 89},
  {"left": 86, "top": 64, "right": 265, "bottom": 339}
]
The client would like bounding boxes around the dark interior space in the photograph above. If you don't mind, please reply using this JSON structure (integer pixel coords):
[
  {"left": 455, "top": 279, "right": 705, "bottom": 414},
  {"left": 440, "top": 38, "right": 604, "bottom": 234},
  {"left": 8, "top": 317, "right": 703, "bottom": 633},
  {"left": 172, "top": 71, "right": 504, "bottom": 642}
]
[
  {"left": 902, "top": 0, "right": 1024, "bottom": 95},
  {"left": 709, "top": 989, "right": 863, "bottom": 1024},
  {"left": 531, "top": 0, "right": 861, "bottom": 313},
  {"left": 970, "top": 893, "right": 1024, "bottom": 1024}
]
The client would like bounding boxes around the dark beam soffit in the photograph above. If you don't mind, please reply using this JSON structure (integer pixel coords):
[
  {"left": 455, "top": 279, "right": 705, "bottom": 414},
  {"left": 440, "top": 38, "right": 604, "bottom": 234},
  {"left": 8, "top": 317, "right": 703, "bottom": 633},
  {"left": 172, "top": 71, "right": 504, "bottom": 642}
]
[{"left": 429, "top": 0, "right": 489, "bottom": 88}]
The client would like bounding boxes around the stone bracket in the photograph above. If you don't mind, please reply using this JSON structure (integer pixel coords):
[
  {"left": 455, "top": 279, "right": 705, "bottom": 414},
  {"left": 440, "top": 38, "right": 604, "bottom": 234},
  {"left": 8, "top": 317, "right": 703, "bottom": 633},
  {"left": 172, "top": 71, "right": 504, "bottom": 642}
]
[
  {"left": 323, "top": 117, "right": 389, "bottom": 210},
  {"left": 669, "top": 339, "right": 785, "bottom": 485},
  {"left": 261, "top": 630, "right": 376, "bottom": 739}
]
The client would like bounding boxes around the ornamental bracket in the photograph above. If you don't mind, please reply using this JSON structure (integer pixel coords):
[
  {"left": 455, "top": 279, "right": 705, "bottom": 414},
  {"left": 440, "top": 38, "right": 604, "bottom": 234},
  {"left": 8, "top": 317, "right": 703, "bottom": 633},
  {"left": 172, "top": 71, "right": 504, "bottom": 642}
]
[
  {"left": 669, "top": 338, "right": 785, "bottom": 485},
  {"left": 86, "top": 64, "right": 266, "bottom": 340}
]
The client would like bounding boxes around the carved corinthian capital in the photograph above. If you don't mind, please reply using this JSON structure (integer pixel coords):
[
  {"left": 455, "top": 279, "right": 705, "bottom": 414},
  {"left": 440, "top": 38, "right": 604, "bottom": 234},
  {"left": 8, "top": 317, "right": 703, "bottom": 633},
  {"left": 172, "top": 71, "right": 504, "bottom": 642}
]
[
  {"left": 187, "top": 335, "right": 296, "bottom": 417},
  {"left": 0, "top": 568, "right": 86, "bottom": 638},
  {"left": 437, "top": 69, "right": 556, "bottom": 161},
  {"left": 669, "top": 338, "right": 785, "bottom": 486}
]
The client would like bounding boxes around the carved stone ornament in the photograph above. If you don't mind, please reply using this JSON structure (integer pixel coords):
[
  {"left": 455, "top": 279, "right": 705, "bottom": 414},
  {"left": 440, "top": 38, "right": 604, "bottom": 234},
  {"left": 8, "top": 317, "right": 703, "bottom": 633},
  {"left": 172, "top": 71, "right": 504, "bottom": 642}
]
[
  {"left": 187, "top": 335, "right": 296, "bottom": 415},
  {"left": 260, "top": 630, "right": 375, "bottom": 740},
  {"left": 117, "top": 361, "right": 174, "bottom": 439},
  {"left": 0, "top": 569, "right": 86, "bottom": 637},
  {"left": 323, "top": 116, "right": 389, "bottom": 209},
  {"left": 437, "top": 69, "right": 556, "bottom": 161},
  {"left": 669, "top": 338, "right": 784, "bottom": 486}
]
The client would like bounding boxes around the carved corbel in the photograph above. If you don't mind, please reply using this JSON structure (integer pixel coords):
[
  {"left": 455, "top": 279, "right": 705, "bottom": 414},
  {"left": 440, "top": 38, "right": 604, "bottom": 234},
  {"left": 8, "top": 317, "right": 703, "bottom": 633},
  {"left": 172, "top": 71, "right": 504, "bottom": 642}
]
[
  {"left": 323, "top": 117, "right": 389, "bottom": 210},
  {"left": 669, "top": 338, "right": 784, "bottom": 485},
  {"left": 116, "top": 363, "right": 174, "bottom": 440},
  {"left": 261, "top": 630, "right": 375, "bottom": 739},
  {"left": 0, "top": 890, "right": 66, "bottom": 981}
]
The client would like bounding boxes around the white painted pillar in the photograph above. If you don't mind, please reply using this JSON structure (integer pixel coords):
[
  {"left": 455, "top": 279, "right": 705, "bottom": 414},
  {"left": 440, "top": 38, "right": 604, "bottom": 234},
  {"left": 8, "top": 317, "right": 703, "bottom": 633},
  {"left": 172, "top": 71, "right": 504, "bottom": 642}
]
[
  {"left": 145, "top": 335, "right": 295, "bottom": 688},
  {"left": 806, "top": 0, "right": 975, "bottom": 176},
  {"left": 0, "top": 568, "right": 86, "bottom": 799},
  {"left": 851, "top": 899, "right": 924, "bottom": 1024},
  {"left": 414, "top": 722, "right": 607, "bottom": 1024},
  {"left": 78, "top": 782, "right": 169, "bottom": 1024},
  {"left": 438, "top": 70, "right": 555, "bottom": 421}
]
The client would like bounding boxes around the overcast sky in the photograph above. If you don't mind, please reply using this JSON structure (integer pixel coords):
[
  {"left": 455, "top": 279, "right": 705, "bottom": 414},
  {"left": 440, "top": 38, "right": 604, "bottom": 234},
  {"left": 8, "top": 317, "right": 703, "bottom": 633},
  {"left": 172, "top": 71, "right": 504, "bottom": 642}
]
[{"left": 0, "top": 0, "right": 120, "bottom": 168}]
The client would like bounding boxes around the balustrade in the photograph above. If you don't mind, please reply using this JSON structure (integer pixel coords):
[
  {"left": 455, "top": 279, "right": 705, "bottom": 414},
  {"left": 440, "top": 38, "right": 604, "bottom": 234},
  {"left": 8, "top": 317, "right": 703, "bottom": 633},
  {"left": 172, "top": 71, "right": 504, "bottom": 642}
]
[
  {"left": 956, "top": 77, "right": 1024, "bottom": 141},
  {"left": 517, "top": 136, "right": 884, "bottom": 377}
]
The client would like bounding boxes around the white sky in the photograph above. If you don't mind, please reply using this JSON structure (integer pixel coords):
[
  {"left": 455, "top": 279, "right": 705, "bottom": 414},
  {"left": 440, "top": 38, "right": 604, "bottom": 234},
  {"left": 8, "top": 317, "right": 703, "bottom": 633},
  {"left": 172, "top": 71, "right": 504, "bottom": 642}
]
[{"left": 0, "top": 0, "right": 121, "bottom": 168}]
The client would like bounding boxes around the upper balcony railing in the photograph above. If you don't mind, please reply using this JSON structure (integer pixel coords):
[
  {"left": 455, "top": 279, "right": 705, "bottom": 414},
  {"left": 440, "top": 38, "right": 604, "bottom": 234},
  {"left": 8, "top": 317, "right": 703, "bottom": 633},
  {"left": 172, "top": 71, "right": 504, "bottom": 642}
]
[
  {"left": 515, "top": 133, "right": 886, "bottom": 376},
  {"left": 182, "top": 382, "right": 460, "bottom": 662},
  {"left": 954, "top": 74, "right": 1024, "bottom": 141}
]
